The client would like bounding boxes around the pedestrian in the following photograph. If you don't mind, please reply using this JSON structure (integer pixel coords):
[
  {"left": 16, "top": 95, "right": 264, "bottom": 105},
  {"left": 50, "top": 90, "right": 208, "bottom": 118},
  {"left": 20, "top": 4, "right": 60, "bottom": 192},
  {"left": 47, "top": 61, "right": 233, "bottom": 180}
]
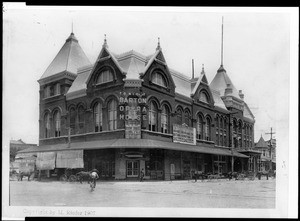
[
  {"left": 194, "top": 170, "right": 198, "bottom": 182},
  {"left": 140, "top": 168, "right": 144, "bottom": 182},
  {"left": 90, "top": 169, "right": 99, "bottom": 188}
]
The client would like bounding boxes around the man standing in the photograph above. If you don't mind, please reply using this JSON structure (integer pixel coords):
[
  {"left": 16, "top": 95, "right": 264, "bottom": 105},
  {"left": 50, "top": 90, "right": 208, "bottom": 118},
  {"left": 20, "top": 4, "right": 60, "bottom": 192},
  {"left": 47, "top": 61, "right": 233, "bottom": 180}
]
[
  {"left": 90, "top": 169, "right": 99, "bottom": 188},
  {"left": 140, "top": 168, "right": 144, "bottom": 182}
]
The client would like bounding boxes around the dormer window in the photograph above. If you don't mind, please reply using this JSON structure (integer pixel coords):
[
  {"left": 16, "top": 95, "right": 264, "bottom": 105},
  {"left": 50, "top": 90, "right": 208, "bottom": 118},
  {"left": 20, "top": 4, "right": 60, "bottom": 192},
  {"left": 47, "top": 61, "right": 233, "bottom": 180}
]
[
  {"left": 152, "top": 72, "right": 167, "bottom": 87},
  {"left": 199, "top": 91, "right": 209, "bottom": 103},
  {"left": 97, "top": 70, "right": 113, "bottom": 84}
]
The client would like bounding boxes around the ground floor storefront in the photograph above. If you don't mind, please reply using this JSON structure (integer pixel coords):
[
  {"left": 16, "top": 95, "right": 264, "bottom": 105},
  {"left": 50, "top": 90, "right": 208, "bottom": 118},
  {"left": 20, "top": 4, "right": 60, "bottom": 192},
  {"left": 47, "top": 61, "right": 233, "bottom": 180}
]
[{"left": 16, "top": 138, "right": 251, "bottom": 181}]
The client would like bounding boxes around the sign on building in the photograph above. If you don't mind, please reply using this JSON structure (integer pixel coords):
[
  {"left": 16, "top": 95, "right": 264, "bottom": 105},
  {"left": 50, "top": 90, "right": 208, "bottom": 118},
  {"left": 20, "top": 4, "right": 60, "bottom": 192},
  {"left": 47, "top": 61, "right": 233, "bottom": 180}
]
[
  {"left": 173, "top": 123, "right": 196, "bottom": 145},
  {"left": 119, "top": 91, "right": 147, "bottom": 139}
]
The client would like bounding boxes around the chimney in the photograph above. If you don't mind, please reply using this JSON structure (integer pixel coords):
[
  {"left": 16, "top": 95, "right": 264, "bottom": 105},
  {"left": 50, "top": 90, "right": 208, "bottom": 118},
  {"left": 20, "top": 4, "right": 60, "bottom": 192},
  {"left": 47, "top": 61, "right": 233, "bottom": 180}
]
[
  {"left": 192, "top": 59, "right": 195, "bottom": 79},
  {"left": 224, "top": 83, "right": 233, "bottom": 96},
  {"left": 239, "top": 90, "right": 244, "bottom": 100}
]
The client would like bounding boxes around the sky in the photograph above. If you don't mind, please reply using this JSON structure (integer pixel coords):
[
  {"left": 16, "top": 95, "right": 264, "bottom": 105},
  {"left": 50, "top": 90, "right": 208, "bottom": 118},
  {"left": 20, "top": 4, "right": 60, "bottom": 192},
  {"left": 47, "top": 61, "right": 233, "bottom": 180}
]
[{"left": 3, "top": 4, "right": 297, "bottom": 149}]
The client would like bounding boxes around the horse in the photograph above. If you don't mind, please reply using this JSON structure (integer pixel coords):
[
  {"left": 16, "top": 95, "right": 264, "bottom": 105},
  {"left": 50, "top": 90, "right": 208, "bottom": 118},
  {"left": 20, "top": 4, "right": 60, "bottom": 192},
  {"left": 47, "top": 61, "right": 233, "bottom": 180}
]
[
  {"left": 18, "top": 171, "right": 35, "bottom": 181},
  {"left": 76, "top": 171, "right": 92, "bottom": 184}
]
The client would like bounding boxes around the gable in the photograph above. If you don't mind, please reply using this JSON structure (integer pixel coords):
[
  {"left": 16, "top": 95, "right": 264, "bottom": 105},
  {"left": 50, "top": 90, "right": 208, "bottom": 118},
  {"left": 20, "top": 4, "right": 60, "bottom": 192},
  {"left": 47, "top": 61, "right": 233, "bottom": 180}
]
[{"left": 156, "top": 51, "right": 166, "bottom": 63}]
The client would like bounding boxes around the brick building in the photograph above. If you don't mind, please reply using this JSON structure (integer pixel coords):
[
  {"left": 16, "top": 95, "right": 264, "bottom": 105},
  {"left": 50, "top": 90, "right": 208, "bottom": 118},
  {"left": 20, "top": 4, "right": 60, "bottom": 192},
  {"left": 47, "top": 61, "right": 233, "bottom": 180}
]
[{"left": 19, "top": 31, "right": 258, "bottom": 180}]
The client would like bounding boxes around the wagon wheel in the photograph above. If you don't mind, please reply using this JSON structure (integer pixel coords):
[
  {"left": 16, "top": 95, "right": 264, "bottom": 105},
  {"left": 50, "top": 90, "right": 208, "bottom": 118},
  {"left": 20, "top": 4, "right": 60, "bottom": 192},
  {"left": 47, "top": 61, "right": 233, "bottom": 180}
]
[
  {"left": 69, "top": 175, "right": 77, "bottom": 183},
  {"left": 59, "top": 174, "right": 68, "bottom": 183}
]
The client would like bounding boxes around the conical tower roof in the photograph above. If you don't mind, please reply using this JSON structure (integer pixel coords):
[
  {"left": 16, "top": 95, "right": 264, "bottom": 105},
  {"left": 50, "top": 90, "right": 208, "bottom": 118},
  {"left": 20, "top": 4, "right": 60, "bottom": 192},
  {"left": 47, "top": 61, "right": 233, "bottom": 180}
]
[
  {"left": 209, "top": 67, "right": 240, "bottom": 98},
  {"left": 39, "top": 33, "right": 91, "bottom": 81}
]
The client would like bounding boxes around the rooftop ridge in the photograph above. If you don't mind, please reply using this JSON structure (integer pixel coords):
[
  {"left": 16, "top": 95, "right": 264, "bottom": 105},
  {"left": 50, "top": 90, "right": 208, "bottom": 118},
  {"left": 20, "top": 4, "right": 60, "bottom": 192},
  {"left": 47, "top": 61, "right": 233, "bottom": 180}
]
[
  {"left": 169, "top": 68, "right": 190, "bottom": 81},
  {"left": 116, "top": 50, "right": 148, "bottom": 62}
]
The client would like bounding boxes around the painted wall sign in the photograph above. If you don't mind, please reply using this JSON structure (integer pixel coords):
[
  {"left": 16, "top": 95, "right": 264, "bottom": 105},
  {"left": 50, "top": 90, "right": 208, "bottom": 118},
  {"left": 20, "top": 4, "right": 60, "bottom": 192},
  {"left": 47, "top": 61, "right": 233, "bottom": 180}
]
[
  {"left": 119, "top": 91, "right": 147, "bottom": 139},
  {"left": 173, "top": 124, "right": 196, "bottom": 145}
]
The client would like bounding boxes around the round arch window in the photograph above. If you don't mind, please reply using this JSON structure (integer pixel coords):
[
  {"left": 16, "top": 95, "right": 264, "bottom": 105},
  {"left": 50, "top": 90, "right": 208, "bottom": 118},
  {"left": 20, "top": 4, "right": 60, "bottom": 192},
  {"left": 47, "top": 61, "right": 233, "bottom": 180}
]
[{"left": 152, "top": 72, "right": 167, "bottom": 87}]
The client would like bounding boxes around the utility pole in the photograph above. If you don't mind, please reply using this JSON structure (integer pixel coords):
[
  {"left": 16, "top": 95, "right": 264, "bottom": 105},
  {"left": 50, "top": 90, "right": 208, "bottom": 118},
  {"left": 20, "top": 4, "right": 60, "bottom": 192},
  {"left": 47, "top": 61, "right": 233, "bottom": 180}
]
[
  {"left": 265, "top": 127, "right": 275, "bottom": 171},
  {"left": 229, "top": 111, "right": 239, "bottom": 173}
]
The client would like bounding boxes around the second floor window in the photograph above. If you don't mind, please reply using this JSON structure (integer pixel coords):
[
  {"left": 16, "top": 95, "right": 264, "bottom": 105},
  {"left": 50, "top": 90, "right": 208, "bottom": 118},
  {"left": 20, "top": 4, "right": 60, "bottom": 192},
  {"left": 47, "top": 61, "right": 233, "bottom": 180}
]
[
  {"left": 94, "top": 103, "right": 103, "bottom": 132},
  {"left": 197, "top": 115, "right": 204, "bottom": 140},
  {"left": 108, "top": 100, "right": 117, "bottom": 131},
  {"left": 69, "top": 108, "right": 76, "bottom": 135},
  {"left": 205, "top": 117, "right": 211, "bottom": 141},
  {"left": 78, "top": 106, "right": 85, "bottom": 132},
  {"left": 184, "top": 110, "right": 191, "bottom": 127},
  {"left": 44, "top": 113, "right": 51, "bottom": 138},
  {"left": 161, "top": 105, "right": 169, "bottom": 134},
  {"left": 176, "top": 108, "right": 182, "bottom": 125},
  {"left": 149, "top": 101, "right": 158, "bottom": 131},
  {"left": 53, "top": 111, "right": 61, "bottom": 137},
  {"left": 97, "top": 70, "right": 113, "bottom": 84}
]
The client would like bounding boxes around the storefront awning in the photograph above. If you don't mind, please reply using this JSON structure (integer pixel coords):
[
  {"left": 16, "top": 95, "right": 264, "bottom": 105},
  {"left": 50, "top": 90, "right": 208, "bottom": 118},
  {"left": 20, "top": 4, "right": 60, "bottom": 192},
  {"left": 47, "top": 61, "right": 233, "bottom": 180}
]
[
  {"left": 36, "top": 152, "right": 56, "bottom": 170},
  {"left": 56, "top": 150, "right": 84, "bottom": 169},
  {"left": 18, "top": 138, "right": 249, "bottom": 158}
]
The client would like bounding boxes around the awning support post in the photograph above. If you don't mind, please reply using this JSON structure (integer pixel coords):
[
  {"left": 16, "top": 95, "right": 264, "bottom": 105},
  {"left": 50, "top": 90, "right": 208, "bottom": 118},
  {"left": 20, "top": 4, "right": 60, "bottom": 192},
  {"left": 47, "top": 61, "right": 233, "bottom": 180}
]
[{"left": 231, "top": 156, "right": 234, "bottom": 173}]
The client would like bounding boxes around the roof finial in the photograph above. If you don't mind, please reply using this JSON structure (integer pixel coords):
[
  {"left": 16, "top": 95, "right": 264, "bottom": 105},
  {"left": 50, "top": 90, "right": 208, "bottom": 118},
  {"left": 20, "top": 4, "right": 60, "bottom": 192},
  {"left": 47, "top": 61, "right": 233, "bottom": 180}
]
[
  {"left": 221, "top": 16, "right": 224, "bottom": 67},
  {"left": 156, "top": 37, "right": 161, "bottom": 50},
  {"left": 71, "top": 20, "right": 73, "bottom": 34},
  {"left": 103, "top": 34, "right": 108, "bottom": 48},
  {"left": 192, "top": 59, "right": 194, "bottom": 79},
  {"left": 201, "top": 64, "right": 205, "bottom": 75}
]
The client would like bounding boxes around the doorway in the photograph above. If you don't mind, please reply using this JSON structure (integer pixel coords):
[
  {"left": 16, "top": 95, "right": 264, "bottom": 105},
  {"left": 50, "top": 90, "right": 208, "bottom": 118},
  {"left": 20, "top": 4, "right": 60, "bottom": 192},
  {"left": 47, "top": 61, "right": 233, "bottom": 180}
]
[{"left": 126, "top": 160, "right": 139, "bottom": 178}]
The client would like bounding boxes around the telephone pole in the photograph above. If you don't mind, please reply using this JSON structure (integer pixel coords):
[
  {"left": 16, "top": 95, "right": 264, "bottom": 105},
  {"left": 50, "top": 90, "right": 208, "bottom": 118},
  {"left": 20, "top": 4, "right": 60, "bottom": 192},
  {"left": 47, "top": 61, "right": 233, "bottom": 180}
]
[{"left": 265, "top": 127, "right": 275, "bottom": 171}]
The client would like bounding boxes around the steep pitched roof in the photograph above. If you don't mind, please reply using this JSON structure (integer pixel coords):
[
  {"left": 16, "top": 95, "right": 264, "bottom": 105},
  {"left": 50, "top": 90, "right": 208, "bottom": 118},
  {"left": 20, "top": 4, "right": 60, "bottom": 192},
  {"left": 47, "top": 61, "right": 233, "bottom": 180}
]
[
  {"left": 39, "top": 33, "right": 91, "bottom": 81},
  {"left": 209, "top": 66, "right": 240, "bottom": 98},
  {"left": 191, "top": 67, "right": 209, "bottom": 96},
  {"left": 115, "top": 50, "right": 149, "bottom": 79},
  {"left": 255, "top": 136, "right": 268, "bottom": 148},
  {"left": 243, "top": 102, "right": 255, "bottom": 122},
  {"left": 210, "top": 89, "right": 227, "bottom": 111}
]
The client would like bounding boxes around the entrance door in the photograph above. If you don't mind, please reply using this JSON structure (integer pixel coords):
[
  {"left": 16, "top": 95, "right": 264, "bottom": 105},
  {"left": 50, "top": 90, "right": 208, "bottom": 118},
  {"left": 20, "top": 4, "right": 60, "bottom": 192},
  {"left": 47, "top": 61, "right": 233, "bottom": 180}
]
[{"left": 127, "top": 161, "right": 139, "bottom": 178}]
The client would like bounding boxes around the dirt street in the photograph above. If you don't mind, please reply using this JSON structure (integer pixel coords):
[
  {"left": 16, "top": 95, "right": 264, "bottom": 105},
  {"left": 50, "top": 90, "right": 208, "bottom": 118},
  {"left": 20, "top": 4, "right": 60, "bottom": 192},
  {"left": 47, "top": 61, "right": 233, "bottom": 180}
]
[{"left": 9, "top": 178, "right": 275, "bottom": 208}]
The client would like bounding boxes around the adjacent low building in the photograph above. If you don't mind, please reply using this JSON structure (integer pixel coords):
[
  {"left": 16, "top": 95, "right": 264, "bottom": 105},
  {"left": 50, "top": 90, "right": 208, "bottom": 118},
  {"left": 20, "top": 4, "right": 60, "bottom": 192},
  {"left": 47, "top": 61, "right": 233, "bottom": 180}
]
[
  {"left": 18, "top": 31, "right": 258, "bottom": 181},
  {"left": 255, "top": 136, "right": 276, "bottom": 172}
]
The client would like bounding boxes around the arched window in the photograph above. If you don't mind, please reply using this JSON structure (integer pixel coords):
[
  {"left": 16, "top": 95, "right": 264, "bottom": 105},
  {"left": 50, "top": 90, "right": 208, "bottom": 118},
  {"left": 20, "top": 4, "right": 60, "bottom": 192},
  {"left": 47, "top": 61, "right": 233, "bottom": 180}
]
[
  {"left": 149, "top": 101, "right": 158, "bottom": 131},
  {"left": 233, "top": 119, "right": 238, "bottom": 133},
  {"left": 176, "top": 108, "right": 182, "bottom": 125},
  {"left": 161, "top": 105, "right": 169, "bottom": 134},
  {"left": 205, "top": 117, "right": 211, "bottom": 141},
  {"left": 224, "top": 118, "right": 227, "bottom": 146},
  {"left": 152, "top": 72, "right": 167, "bottom": 87},
  {"left": 184, "top": 110, "right": 191, "bottom": 126},
  {"left": 78, "top": 106, "right": 85, "bottom": 133},
  {"left": 220, "top": 117, "right": 223, "bottom": 146},
  {"left": 69, "top": 108, "right": 76, "bottom": 135},
  {"left": 197, "top": 115, "right": 204, "bottom": 140},
  {"left": 199, "top": 91, "right": 209, "bottom": 103},
  {"left": 44, "top": 113, "right": 51, "bottom": 138},
  {"left": 97, "top": 70, "right": 113, "bottom": 84},
  {"left": 53, "top": 110, "right": 61, "bottom": 137},
  {"left": 215, "top": 116, "right": 219, "bottom": 145},
  {"left": 108, "top": 99, "right": 117, "bottom": 131},
  {"left": 93, "top": 102, "right": 103, "bottom": 132}
]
